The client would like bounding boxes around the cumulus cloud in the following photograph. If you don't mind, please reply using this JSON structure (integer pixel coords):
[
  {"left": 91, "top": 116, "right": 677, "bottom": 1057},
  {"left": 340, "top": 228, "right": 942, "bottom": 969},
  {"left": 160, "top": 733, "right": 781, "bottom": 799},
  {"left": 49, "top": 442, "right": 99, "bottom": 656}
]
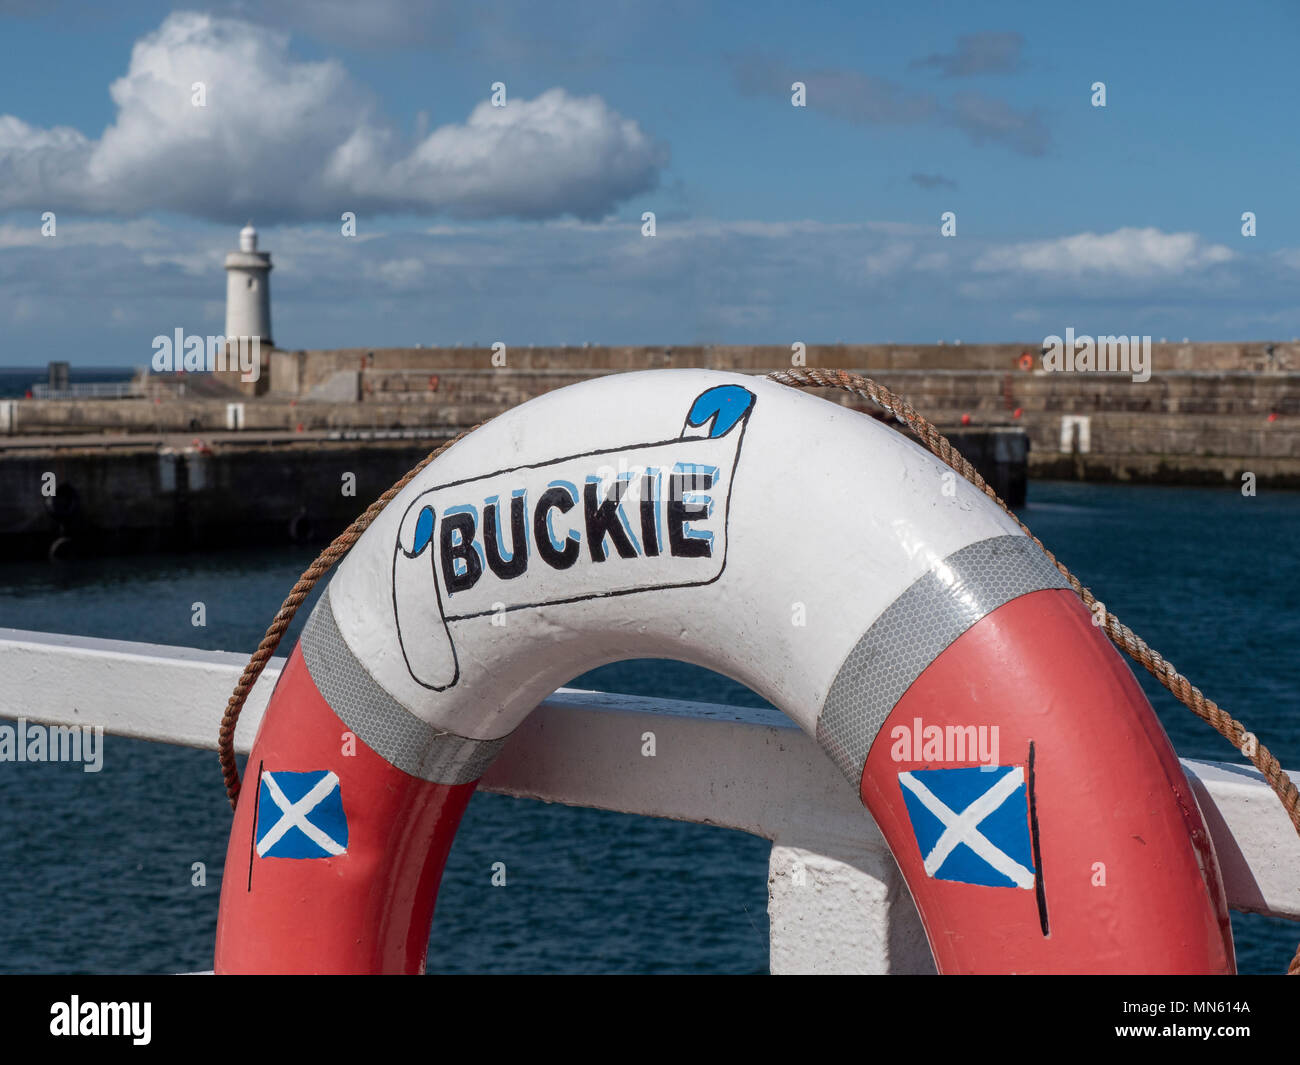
[
  {"left": 0, "top": 12, "right": 665, "bottom": 222},
  {"left": 911, "top": 32, "right": 1025, "bottom": 77},
  {"left": 974, "top": 227, "right": 1236, "bottom": 278},
  {"left": 731, "top": 53, "right": 1048, "bottom": 156}
]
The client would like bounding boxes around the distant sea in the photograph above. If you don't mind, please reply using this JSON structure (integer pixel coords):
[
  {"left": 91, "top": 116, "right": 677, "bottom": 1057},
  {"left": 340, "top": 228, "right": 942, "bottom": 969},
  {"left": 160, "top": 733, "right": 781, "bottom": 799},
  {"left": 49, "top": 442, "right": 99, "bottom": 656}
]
[
  {"left": 0, "top": 366, "right": 137, "bottom": 399},
  {"left": 0, "top": 480, "right": 1296, "bottom": 975}
]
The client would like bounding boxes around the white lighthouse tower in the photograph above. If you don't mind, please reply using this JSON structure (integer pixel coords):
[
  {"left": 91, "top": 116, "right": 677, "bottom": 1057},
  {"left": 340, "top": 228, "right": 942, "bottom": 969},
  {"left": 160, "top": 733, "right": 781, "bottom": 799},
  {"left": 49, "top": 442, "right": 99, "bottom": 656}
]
[{"left": 224, "top": 223, "right": 273, "bottom": 345}]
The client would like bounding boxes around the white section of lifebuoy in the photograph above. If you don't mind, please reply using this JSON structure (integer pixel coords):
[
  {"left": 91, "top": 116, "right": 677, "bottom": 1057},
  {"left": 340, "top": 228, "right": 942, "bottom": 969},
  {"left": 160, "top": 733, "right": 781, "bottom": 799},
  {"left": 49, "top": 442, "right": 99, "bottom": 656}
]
[{"left": 326, "top": 370, "right": 1026, "bottom": 740}]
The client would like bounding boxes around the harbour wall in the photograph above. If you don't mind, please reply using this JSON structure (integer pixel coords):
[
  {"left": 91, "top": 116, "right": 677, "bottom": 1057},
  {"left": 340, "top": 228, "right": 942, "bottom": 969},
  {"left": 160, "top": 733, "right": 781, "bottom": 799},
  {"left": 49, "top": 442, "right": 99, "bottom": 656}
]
[
  {"left": 0, "top": 436, "right": 442, "bottom": 559},
  {"left": 260, "top": 340, "right": 1300, "bottom": 394},
  {"left": 0, "top": 426, "right": 1027, "bottom": 560},
  {"left": 5, "top": 361, "right": 1297, "bottom": 487},
  {"left": 2, "top": 341, "right": 1297, "bottom": 557}
]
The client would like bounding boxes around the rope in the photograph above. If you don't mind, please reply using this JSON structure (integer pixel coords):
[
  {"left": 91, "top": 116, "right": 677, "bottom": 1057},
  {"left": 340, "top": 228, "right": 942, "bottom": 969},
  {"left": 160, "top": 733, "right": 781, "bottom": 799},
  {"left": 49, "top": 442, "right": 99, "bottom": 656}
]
[
  {"left": 767, "top": 367, "right": 1300, "bottom": 975},
  {"left": 217, "top": 368, "right": 1299, "bottom": 974},
  {"left": 217, "top": 425, "right": 482, "bottom": 809}
]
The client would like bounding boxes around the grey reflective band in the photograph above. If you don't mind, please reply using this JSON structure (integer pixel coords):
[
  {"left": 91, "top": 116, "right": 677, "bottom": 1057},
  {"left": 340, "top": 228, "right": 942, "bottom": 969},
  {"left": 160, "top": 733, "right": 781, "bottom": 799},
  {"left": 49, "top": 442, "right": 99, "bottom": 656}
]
[
  {"left": 815, "top": 534, "right": 1070, "bottom": 786},
  {"left": 300, "top": 587, "right": 505, "bottom": 785}
]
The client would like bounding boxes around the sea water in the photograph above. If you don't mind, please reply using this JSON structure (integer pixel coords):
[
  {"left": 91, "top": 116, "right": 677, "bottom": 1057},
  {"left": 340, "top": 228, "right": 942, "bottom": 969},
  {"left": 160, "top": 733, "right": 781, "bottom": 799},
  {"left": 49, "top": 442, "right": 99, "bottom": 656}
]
[
  {"left": 0, "top": 367, "right": 136, "bottom": 399},
  {"left": 0, "top": 480, "right": 1295, "bottom": 974}
]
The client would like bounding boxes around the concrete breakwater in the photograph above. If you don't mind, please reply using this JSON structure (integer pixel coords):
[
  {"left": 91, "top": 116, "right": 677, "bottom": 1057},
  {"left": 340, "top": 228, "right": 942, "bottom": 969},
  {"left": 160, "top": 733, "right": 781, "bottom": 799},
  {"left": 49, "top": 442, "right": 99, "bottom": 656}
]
[
  {"left": 271, "top": 343, "right": 1294, "bottom": 491},
  {"left": 1, "top": 340, "right": 1296, "bottom": 557},
  {"left": 0, "top": 432, "right": 443, "bottom": 559},
  {"left": 256, "top": 340, "right": 1298, "bottom": 389},
  {"left": 6, "top": 366, "right": 1295, "bottom": 486}
]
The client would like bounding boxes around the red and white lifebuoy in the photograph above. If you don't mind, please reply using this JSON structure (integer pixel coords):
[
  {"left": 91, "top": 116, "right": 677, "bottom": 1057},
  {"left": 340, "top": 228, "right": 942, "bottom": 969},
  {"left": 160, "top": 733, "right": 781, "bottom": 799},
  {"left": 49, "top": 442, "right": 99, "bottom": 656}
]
[{"left": 215, "top": 370, "right": 1233, "bottom": 974}]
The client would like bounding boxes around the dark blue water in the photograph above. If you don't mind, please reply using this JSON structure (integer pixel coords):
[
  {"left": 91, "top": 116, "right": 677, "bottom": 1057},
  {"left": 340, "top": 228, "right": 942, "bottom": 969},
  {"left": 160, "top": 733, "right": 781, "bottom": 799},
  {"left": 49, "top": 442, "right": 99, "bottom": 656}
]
[
  {"left": 0, "top": 367, "right": 137, "bottom": 399},
  {"left": 0, "top": 480, "right": 1295, "bottom": 973}
]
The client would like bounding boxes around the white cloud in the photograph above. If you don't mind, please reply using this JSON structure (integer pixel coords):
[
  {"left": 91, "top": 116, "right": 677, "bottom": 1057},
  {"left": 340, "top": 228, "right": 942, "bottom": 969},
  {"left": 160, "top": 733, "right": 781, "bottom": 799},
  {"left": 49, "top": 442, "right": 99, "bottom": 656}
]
[
  {"left": 1, "top": 215, "right": 1293, "bottom": 357},
  {"left": 354, "top": 90, "right": 665, "bottom": 220},
  {"left": 1273, "top": 248, "right": 1300, "bottom": 273},
  {"left": 363, "top": 257, "right": 427, "bottom": 290},
  {"left": 974, "top": 226, "right": 1236, "bottom": 278},
  {"left": 0, "top": 12, "right": 665, "bottom": 223},
  {"left": 0, "top": 218, "right": 195, "bottom": 251}
]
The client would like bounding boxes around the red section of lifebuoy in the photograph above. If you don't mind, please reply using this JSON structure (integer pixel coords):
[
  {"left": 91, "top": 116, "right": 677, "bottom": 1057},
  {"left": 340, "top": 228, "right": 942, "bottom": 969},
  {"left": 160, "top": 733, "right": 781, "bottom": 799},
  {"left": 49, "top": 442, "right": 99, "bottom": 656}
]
[
  {"left": 1018, "top": 352, "right": 1034, "bottom": 371},
  {"left": 861, "top": 589, "right": 1233, "bottom": 974},
  {"left": 217, "top": 588, "right": 1234, "bottom": 974},
  {"left": 214, "top": 645, "right": 474, "bottom": 974}
]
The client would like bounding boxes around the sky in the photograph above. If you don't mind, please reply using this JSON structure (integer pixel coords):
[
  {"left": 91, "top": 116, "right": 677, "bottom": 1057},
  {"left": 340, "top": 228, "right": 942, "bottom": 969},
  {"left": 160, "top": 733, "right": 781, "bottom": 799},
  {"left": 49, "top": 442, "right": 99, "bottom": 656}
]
[{"left": 0, "top": 0, "right": 1297, "bottom": 366}]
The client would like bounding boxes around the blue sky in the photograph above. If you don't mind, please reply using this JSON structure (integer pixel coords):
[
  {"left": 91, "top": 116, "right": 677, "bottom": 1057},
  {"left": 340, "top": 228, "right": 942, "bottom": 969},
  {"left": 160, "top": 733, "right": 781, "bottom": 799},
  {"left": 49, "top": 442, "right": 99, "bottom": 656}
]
[{"left": 1, "top": 0, "right": 1297, "bottom": 365}]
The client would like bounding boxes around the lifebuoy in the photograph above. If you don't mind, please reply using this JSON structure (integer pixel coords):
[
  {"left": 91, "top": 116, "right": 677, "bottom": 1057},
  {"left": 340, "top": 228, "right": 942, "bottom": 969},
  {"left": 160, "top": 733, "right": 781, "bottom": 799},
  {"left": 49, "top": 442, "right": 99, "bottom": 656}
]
[
  {"left": 215, "top": 370, "right": 1233, "bottom": 974},
  {"left": 1017, "top": 352, "right": 1034, "bottom": 371}
]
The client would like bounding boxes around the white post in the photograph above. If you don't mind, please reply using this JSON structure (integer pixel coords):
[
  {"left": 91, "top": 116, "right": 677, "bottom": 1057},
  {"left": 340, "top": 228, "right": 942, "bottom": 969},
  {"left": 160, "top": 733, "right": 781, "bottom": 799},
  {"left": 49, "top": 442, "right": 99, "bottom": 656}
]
[
  {"left": 768, "top": 840, "right": 933, "bottom": 974},
  {"left": 1060, "top": 414, "right": 1092, "bottom": 453}
]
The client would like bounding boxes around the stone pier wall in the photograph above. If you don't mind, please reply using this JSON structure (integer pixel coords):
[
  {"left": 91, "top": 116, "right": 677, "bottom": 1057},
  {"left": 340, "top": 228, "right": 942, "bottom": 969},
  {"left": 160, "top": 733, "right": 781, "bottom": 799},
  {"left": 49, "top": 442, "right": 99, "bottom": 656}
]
[{"left": 5, "top": 341, "right": 1299, "bottom": 492}]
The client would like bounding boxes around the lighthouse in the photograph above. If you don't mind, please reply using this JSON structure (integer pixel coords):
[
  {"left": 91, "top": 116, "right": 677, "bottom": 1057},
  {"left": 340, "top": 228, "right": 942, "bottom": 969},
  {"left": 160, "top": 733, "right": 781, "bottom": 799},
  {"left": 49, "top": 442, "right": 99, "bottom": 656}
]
[{"left": 224, "top": 223, "right": 273, "bottom": 345}]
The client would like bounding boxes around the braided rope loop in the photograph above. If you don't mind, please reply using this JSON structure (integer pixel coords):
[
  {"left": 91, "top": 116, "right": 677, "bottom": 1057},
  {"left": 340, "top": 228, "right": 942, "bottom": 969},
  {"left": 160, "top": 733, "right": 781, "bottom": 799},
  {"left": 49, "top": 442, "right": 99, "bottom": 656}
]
[{"left": 217, "top": 426, "right": 481, "bottom": 808}]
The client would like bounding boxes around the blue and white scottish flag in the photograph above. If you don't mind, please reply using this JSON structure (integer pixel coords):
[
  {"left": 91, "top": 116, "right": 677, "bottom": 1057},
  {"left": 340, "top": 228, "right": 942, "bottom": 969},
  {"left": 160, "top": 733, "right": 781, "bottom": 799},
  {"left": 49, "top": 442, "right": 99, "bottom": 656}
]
[
  {"left": 256, "top": 769, "right": 348, "bottom": 860},
  {"left": 898, "top": 766, "right": 1035, "bottom": 889}
]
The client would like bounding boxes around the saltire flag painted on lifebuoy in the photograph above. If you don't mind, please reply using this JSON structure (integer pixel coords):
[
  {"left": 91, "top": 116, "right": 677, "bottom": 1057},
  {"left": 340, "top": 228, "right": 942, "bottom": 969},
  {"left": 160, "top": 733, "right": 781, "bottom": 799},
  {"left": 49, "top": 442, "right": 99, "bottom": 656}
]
[
  {"left": 897, "top": 766, "right": 1036, "bottom": 889},
  {"left": 255, "top": 769, "right": 349, "bottom": 860}
]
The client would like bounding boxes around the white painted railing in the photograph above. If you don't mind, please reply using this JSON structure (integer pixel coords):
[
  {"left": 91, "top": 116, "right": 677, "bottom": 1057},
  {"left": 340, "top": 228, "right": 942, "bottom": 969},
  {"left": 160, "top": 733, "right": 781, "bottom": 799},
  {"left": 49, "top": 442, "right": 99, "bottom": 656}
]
[{"left": 1, "top": 626, "right": 1296, "bottom": 974}]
